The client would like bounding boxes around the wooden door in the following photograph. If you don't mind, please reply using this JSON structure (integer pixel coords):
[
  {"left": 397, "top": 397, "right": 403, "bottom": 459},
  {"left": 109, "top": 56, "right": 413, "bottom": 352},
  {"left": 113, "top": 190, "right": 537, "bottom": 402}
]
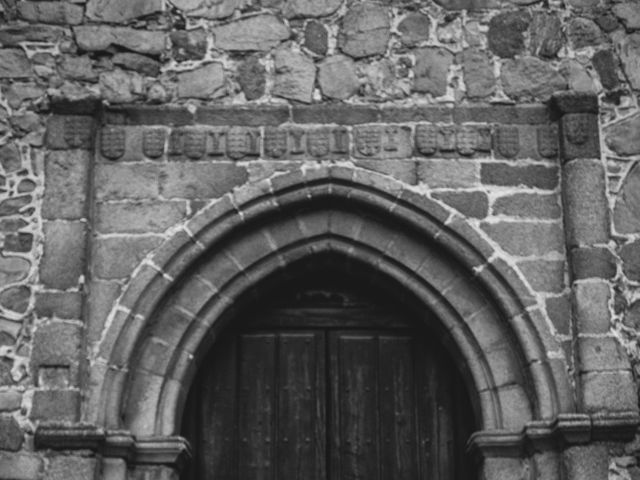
[{"left": 182, "top": 305, "right": 474, "bottom": 480}]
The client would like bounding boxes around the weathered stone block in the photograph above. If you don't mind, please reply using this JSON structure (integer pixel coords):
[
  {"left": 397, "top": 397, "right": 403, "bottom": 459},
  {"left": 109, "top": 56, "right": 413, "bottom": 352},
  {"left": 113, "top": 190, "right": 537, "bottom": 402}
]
[
  {"left": 112, "top": 53, "right": 161, "bottom": 77},
  {"left": 563, "top": 446, "right": 609, "bottom": 480},
  {"left": 237, "top": 56, "right": 266, "bottom": 101},
  {"left": 606, "top": 113, "right": 640, "bottom": 157},
  {"left": 481, "top": 221, "right": 564, "bottom": 256},
  {"left": 562, "top": 159, "right": 609, "bottom": 248},
  {"left": 96, "top": 201, "right": 187, "bottom": 234},
  {"left": 171, "top": 0, "right": 242, "bottom": 19},
  {"left": 3, "top": 232, "right": 32, "bottom": 253},
  {"left": 45, "top": 456, "right": 96, "bottom": 480},
  {"left": 171, "top": 29, "right": 207, "bottom": 61},
  {"left": 579, "top": 337, "right": 629, "bottom": 372},
  {"left": 0, "top": 285, "right": 31, "bottom": 314},
  {"left": 338, "top": 4, "right": 390, "bottom": 58},
  {"left": 95, "top": 163, "right": 160, "bottom": 201},
  {"left": 546, "top": 294, "right": 571, "bottom": 335},
  {"left": 571, "top": 247, "right": 616, "bottom": 280},
  {"left": 99, "top": 69, "right": 144, "bottom": 104},
  {"left": 0, "top": 415, "right": 23, "bottom": 451},
  {"left": 413, "top": 47, "right": 453, "bottom": 97},
  {"left": 480, "top": 163, "right": 558, "bottom": 189},
  {"left": 492, "top": 193, "right": 561, "bottom": 219},
  {"left": 41, "top": 221, "right": 86, "bottom": 290},
  {"left": 177, "top": 63, "right": 225, "bottom": 99},
  {"left": 581, "top": 370, "right": 637, "bottom": 413},
  {"left": 35, "top": 292, "right": 83, "bottom": 320},
  {"left": 398, "top": 12, "right": 430, "bottom": 47},
  {"left": 502, "top": 56, "right": 567, "bottom": 101},
  {"left": 0, "top": 195, "right": 31, "bottom": 216},
  {"left": 592, "top": 49, "right": 619, "bottom": 90},
  {"left": 281, "top": 0, "right": 342, "bottom": 18},
  {"left": 560, "top": 113, "right": 600, "bottom": 161},
  {"left": 30, "top": 390, "right": 80, "bottom": 422},
  {"left": 612, "top": 2, "right": 640, "bottom": 31},
  {"left": 620, "top": 240, "right": 640, "bottom": 281},
  {"left": 530, "top": 12, "right": 562, "bottom": 58},
  {"left": 86, "top": 0, "right": 163, "bottom": 23},
  {"left": 0, "top": 452, "right": 42, "bottom": 480},
  {"left": 487, "top": 11, "right": 531, "bottom": 58},
  {"left": 303, "top": 21, "right": 328, "bottom": 56},
  {"left": 0, "top": 49, "right": 33, "bottom": 78},
  {"left": 518, "top": 259, "right": 566, "bottom": 293},
  {"left": 272, "top": 48, "right": 316, "bottom": 103},
  {"left": 18, "top": 2, "right": 84, "bottom": 25},
  {"left": 568, "top": 17, "right": 604, "bottom": 49},
  {"left": 318, "top": 55, "right": 358, "bottom": 100},
  {"left": 0, "top": 254, "right": 30, "bottom": 285},
  {"left": 93, "top": 236, "right": 162, "bottom": 279},
  {"left": 0, "top": 391, "right": 22, "bottom": 412},
  {"left": 0, "top": 142, "right": 21, "bottom": 172},
  {"left": 614, "top": 163, "right": 640, "bottom": 234},
  {"left": 460, "top": 48, "right": 494, "bottom": 99},
  {"left": 573, "top": 281, "right": 611, "bottom": 334},
  {"left": 43, "top": 150, "right": 89, "bottom": 220},
  {"left": 560, "top": 59, "right": 596, "bottom": 93},
  {"left": 159, "top": 163, "right": 248, "bottom": 199},
  {"left": 432, "top": 191, "right": 488, "bottom": 219},
  {"left": 73, "top": 26, "right": 166, "bottom": 56},
  {"left": 0, "top": 25, "right": 67, "bottom": 45},
  {"left": 417, "top": 159, "right": 479, "bottom": 187},
  {"left": 212, "top": 15, "right": 290, "bottom": 51},
  {"left": 32, "top": 322, "right": 81, "bottom": 386}
]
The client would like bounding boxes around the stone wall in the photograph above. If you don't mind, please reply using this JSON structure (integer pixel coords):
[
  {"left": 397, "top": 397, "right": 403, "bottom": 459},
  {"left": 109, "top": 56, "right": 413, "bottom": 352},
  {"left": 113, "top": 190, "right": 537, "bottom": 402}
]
[{"left": 0, "top": 0, "right": 639, "bottom": 478}]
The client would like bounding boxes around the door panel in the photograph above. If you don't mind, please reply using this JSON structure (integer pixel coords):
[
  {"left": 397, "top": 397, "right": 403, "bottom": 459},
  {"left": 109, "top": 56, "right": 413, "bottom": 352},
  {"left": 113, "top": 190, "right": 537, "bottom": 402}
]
[
  {"left": 238, "top": 334, "right": 276, "bottom": 480},
  {"left": 378, "top": 335, "right": 418, "bottom": 480},
  {"left": 277, "top": 332, "right": 325, "bottom": 480},
  {"left": 185, "top": 327, "right": 472, "bottom": 480},
  {"left": 330, "top": 333, "right": 379, "bottom": 480}
]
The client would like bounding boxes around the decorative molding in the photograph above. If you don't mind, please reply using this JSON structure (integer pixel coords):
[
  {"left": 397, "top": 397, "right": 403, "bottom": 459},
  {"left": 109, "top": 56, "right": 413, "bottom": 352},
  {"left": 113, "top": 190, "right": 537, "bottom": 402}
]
[
  {"left": 35, "top": 424, "right": 192, "bottom": 468},
  {"left": 468, "top": 412, "right": 640, "bottom": 458}
]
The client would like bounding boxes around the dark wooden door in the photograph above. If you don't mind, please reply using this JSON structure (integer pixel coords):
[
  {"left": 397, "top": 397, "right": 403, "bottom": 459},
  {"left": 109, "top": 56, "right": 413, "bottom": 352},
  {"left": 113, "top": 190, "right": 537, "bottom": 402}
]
[{"left": 183, "top": 312, "right": 473, "bottom": 480}]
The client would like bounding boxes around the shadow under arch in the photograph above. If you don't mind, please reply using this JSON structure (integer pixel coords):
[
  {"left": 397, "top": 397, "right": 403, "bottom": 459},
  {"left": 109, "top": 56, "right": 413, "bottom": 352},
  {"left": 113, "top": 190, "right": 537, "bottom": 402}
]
[{"left": 88, "top": 165, "right": 573, "bottom": 444}]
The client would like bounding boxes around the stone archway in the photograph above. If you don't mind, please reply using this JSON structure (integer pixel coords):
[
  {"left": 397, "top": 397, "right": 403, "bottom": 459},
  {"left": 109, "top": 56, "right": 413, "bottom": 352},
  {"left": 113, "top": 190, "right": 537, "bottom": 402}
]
[{"left": 86, "top": 165, "right": 573, "bottom": 479}]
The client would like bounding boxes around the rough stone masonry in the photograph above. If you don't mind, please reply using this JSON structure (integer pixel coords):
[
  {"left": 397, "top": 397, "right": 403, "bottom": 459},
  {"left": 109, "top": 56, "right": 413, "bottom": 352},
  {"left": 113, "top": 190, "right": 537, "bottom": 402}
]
[{"left": 0, "top": 0, "right": 639, "bottom": 479}]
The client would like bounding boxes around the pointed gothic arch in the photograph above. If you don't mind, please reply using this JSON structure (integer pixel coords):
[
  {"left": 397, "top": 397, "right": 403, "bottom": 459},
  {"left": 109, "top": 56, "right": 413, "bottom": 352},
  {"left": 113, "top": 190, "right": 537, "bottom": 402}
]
[{"left": 86, "top": 164, "right": 574, "bottom": 477}]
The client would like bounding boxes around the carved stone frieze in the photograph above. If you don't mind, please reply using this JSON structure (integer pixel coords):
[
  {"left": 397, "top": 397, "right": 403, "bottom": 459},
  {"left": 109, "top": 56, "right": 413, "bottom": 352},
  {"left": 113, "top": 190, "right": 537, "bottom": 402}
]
[{"left": 93, "top": 117, "right": 557, "bottom": 162}]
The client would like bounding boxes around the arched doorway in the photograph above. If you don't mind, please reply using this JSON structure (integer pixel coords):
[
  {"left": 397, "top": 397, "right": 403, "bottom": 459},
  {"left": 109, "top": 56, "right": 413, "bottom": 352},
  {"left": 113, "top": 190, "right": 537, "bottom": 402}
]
[{"left": 181, "top": 258, "right": 476, "bottom": 480}]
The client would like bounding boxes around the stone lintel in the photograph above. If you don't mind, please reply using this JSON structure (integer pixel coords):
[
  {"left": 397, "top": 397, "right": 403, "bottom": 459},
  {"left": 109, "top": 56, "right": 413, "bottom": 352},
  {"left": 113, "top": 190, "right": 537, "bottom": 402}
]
[
  {"left": 467, "top": 412, "right": 640, "bottom": 458},
  {"left": 100, "top": 103, "right": 552, "bottom": 126},
  {"left": 34, "top": 425, "right": 192, "bottom": 468},
  {"left": 551, "top": 91, "right": 599, "bottom": 115}
]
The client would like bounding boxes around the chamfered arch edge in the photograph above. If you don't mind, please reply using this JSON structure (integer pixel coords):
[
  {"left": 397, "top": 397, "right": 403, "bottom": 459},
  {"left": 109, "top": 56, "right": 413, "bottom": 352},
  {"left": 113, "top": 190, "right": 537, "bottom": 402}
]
[{"left": 88, "top": 164, "right": 572, "bottom": 440}]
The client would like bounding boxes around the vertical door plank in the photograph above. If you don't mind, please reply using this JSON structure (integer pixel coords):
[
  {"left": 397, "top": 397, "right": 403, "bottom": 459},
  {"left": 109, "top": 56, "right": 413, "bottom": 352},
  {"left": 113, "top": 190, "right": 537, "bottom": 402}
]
[
  {"left": 238, "top": 333, "right": 276, "bottom": 480},
  {"left": 277, "top": 332, "right": 326, "bottom": 480},
  {"left": 331, "top": 332, "right": 379, "bottom": 480},
  {"left": 415, "top": 338, "right": 437, "bottom": 480},
  {"left": 200, "top": 334, "right": 238, "bottom": 480},
  {"left": 434, "top": 345, "right": 455, "bottom": 480},
  {"left": 378, "top": 335, "right": 417, "bottom": 480}
]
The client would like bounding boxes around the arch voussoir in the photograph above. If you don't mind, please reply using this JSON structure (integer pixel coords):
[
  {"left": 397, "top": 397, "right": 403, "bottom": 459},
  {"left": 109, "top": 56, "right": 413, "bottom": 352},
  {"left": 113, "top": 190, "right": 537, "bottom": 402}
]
[{"left": 91, "top": 166, "right": 572, "bottom": 443}]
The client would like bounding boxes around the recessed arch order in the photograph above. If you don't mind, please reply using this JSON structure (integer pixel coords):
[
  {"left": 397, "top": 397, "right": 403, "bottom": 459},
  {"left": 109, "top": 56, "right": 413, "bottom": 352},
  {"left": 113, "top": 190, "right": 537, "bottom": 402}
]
[{"left": 88, "top": 164, "right": 573, "bottom": 452}]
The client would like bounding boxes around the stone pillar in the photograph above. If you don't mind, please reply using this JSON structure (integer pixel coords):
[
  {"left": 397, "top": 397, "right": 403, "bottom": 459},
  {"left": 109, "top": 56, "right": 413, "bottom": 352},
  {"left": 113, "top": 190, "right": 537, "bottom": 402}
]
[
  {"left": 31, "top": 104, "right": 97, "bottom": 424},
  {"left": 553, "top": 92, "right": 637, "bottom": 415}
]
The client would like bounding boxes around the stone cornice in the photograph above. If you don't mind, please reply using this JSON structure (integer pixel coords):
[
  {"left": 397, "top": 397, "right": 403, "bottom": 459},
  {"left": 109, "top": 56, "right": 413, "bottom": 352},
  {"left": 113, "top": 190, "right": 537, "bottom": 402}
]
[
  {"left": 35, "top": 424, "right": 192, "bottom": 468},
  {"left": 35, "top": 412, "right": 638, "bottom": 466},
  {"left": 468, "top": 412, "right": 640, "bottom": 459}
]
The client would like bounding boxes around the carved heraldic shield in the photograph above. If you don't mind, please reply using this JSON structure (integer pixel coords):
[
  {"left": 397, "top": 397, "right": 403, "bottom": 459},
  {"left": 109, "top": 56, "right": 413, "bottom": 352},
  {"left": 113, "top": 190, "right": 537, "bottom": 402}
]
[{"left": 100, "top": 126, "right": 125, "bottom": 160}]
